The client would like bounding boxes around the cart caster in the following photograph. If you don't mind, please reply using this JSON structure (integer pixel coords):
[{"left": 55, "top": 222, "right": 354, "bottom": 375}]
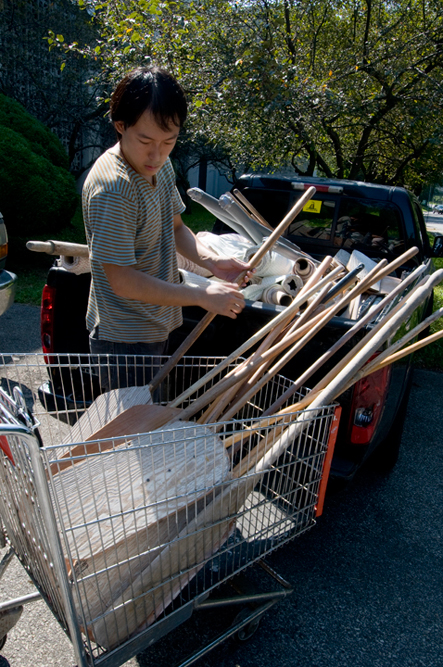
[
  {"left": 232, "top": 608, "right": 262, "bottom": 643},
  {"left": 0, "top": 606, "right": 23, "bottom": 652}
]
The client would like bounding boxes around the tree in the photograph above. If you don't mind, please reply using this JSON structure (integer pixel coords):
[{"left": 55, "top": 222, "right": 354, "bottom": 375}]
[
  {"left": 0, "top": 95, "right": 78, "bottom": 238},
  {"left": 56, "top": 0, "right": 443, "bottom": 192},
  {"left": 0, "top": 0, "right": 114, "bottom": 176}
]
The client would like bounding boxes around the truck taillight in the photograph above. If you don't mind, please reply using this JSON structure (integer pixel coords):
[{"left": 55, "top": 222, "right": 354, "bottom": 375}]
[
  {"left": 347, "top": 357, "right": 391, "bottom": 445},
  {"left": 41, "top": 284, "right": 56, "bottom": 354}
]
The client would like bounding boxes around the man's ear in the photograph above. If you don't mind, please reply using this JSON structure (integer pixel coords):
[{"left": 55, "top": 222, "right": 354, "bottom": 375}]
[{"left": 114, "top": 120, "right": 125, "bottom": 136}]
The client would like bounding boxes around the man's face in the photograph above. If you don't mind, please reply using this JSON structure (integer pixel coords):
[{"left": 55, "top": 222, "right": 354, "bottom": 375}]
[{"left": 114, "top": 111, "right": 180, "bottom": 184}]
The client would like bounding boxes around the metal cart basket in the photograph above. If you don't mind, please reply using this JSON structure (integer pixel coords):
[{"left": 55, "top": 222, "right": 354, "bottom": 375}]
[{"left": 0, "top": 353, "right": 339, "bottom": 666}]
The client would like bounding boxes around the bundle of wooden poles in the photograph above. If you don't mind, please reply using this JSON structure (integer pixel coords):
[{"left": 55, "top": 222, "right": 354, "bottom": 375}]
[{"left": 41, "top": 188, "right": 443, "bottom": 650}]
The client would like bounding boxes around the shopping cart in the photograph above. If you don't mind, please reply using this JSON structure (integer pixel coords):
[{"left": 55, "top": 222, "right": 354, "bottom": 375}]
[{"left": 0, "top": 353, "right": 340, "bottom": 666}]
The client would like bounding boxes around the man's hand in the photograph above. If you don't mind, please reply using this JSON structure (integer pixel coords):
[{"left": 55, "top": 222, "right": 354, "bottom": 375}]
[
  {"left": 198, "top": 282, "right": 246, "bottom": 319},
  {"left": 206, "top": 257, "right": 254, "bottom": 287}
]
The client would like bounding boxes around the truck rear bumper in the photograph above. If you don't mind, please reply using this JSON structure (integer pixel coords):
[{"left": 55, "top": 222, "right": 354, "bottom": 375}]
[{"left": 0, "top": 270, "right": 17, "bottom": 317}]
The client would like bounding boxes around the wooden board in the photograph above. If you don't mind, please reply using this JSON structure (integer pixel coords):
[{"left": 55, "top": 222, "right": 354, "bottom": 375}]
[
  {"left": 50, "top": 420, "right": 231, "bottom": 641},
  {"left": 50, "top": 404, "right": 182, "bottom": 474}
]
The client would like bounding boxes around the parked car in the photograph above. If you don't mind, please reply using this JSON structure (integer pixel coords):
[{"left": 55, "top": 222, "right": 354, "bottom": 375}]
[
  {"left": 434, "top": 204, "right": 443, "bottom": 214},
  {"left": 0, "top": 212, "right": 17, "bottom": 316},
  {"left": 36, "top": 174, "right": 443, "bottom": 485}
]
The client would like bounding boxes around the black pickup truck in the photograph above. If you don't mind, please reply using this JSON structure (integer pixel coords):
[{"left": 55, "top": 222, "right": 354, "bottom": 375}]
[{"left": 37, "top": 174, "right": 443, "bottom": 483}]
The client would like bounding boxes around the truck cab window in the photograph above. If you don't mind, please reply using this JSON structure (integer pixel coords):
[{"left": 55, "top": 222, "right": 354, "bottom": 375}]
[
  {"left": 334, "top": 199, "right": 404, "bottom": 257},
  {"left": 288, "top": 198, "right": 335, "bottom": 240}
]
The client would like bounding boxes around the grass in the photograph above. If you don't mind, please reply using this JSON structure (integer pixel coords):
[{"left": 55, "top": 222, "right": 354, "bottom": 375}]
[
  {"left": 413, "top": 257, "right": 443, "bottom": 371},
  {"left": 10, "top": 203, "right": 443, "bottom": 371}
]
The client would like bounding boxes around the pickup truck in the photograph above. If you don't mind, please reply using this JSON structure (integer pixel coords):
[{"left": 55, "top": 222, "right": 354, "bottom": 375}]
[
  {"left": 36, "top": 174, "right": 443, "bottom": 483},
  {"left": 0, "top": 212, "right": 16, "bottom": 317}
]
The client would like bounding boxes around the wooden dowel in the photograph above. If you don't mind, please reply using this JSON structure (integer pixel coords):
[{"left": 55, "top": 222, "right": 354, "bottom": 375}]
[
  {"left": 345, "top": 306, "right": 443, "bottom": 382},
  {"left": 219, "top": 283, "right": 338, "bottom": 423},
  {"left": 221, "top": 255, "right": 392, "bottom": 422},
  {"left": 359, "top": 329, "right": 443, "bottom": 375},
  {"left": 261, "top": 262, "right": 429, "bottom": 416},
  {"left": 168, "top": 264, "right": 343, "bottom": 409},
  {"left": 218, "top": 280, "right": 334, "bottom": 423},
  {"left": 176, "top": 304, "right": 336, "bottom": 424},
  {"left": 261, "top": 247, "right": 421, "bottom": 416},
  {"left": 201, "top": 264, "right": 338, "bottom": 425},
  {"left": 198, "top": 312, "right": 291, "bottom": 424},
  {"left": 282, "top": 270, "right": 443, "bottom": 414},
  {"left": 26, "top": 240, "right": 89, "bottom": 258},
  {"left": 284, "top": 274, "right": 430, "bottom": 411},
  {"left": 232, "top": 189, "right": 274, "bottom": 230},
  {"left": 149, "top": 186, "right": 317, "bottom": 392}
]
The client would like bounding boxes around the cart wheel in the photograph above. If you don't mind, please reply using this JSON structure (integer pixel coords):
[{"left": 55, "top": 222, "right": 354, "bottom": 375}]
[
  {"left": 233, "top": 608, "right": 261, "bottom": 642},
  {"left": 0, "top": 606, "right": 23, "bottom": 653}
]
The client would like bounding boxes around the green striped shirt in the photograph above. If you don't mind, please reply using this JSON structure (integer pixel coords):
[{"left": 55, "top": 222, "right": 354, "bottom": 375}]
[{"left": 82, "top": 145, "right": 185, "bottom": 343}]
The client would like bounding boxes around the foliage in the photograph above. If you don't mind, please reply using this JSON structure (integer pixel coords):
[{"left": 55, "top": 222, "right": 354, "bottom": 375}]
[
  {"left": 414, "top": 257, "right": 443, "bottom": 370},
  {"left": 56, "top": 0, "right": 443, "bottom": 192},
  {"left": 0, "top": 97, "right": 78, "bottom": 240},
  {"left": 0, "top": 94, "right": 69, "bottom": 169},
  {"left": 0, "top": 0, "right": 113, "bottom": 174}
]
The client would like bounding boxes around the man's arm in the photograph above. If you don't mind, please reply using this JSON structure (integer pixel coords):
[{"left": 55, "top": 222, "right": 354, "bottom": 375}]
[
  {"left": 173, "top": 214, "right": 252, "bottom": 285},
  {"left": 103, "top": 262, "right": 246, "bottom": 319}
]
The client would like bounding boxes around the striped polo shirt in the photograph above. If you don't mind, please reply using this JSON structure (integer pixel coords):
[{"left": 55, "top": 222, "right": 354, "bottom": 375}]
[{"left": 82, "top": 145, "right": 186, "bottom": 343}]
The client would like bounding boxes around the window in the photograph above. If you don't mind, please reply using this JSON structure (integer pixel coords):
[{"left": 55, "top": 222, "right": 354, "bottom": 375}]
[
  {"left": 287, "top": 198, "right": 335, "bottom": 240},
  {"left": 333, "top": 198, "right": 404, "bottom": 257}
]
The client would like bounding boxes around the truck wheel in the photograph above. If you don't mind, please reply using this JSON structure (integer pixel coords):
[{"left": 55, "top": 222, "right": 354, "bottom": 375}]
[{"left": 368, "top": 369, "right": 413, "bottom": 473}]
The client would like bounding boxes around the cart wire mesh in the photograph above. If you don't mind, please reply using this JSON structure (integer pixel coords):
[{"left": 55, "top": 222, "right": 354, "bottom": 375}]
[{"left": 0, "top": 353, "right": 338, "bottom": 666}]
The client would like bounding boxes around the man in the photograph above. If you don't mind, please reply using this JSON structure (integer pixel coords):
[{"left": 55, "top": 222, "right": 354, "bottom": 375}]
[{"left": 82, "top": 66, "right": 251, "bottom": 388}]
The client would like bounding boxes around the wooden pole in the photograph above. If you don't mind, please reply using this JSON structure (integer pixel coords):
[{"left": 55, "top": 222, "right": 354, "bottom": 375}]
[
  {"left": 26, "top": 240, "right": 89, "bottom": 257},
  {"left": 167, "top": 264, "right": 343, "bottom": 410},
  {"left": 196, "top": 258, "right": 338, "bottom": 424},
  {"left": 276, "top": 269, "right": 443, "bottom": 414},
  {"left": 149, "top": 186, "right": 317, "bottom": 392},
  {"left": 261, "top": 262, "right": 428, "bottom": 416}
]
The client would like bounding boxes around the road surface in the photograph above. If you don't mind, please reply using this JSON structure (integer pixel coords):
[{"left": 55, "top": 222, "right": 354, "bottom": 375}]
[{"left": 0, "top": 306, "right": 442, "bottom": 667}]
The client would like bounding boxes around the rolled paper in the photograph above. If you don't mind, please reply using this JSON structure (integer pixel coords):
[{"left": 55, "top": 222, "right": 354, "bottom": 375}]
[
  {"left": 281, "top": 274, "right": 304, "bottom": 297},
  {"left": 243, "top": 246, "right": 294, "bottom": 277},
  {"left": 261, "top": 285, "right": 292, "bottom": 307},
  {"left": 187, "top": 188, "right": 256, "bottom": 242},
  {"left": 241, "top": 283, "right": 266, "bottom": 302},
  {"left": 293, "top": 257, "right": 316, "bottom": 282},
  {"left": 57, "top": 255, "right": 91, "bottom": 275},
  {"left": 219, "top": 194, "right": 264, "bottom": 245}
]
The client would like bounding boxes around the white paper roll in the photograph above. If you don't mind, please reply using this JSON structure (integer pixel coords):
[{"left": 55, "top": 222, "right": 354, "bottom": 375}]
[
  {"left": 243, "top": 246, "right": 294, "bottom": 277},
  {"left": 292, "top": 257, "right": 316, "bottom": 282},
  {"left": 241, "top": 283, "right": 266, "bottom": 301},
  {"left": 281, "top": 274, "right": 304, "bottom": 297},
  {"left": 57, "top": 255, "right": 91, "bottom": 275},
  {"left": 261, "top": 285, "right": 292, "bottom": 307}
]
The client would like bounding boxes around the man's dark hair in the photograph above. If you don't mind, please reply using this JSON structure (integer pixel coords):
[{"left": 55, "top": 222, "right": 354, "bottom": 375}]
[{"left": 110, "top": 66, "right": 187, "bottom": 132}]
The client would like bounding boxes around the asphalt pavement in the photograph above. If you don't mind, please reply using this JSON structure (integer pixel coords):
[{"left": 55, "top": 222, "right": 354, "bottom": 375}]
[
  {"left": 424, "top": 210, "right": 443, "bottom": 237},
  {"left": 0, "top": 305, "right": 442, "bottom": 667}
]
